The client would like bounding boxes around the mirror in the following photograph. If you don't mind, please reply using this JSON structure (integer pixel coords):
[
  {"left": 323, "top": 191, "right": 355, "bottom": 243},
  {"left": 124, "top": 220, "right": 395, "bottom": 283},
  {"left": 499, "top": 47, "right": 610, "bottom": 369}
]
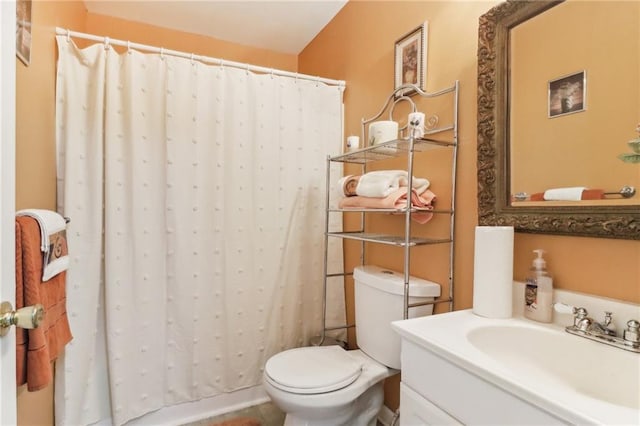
[{"left": 477, "top": 0, "right": 640, "bottom": 240}]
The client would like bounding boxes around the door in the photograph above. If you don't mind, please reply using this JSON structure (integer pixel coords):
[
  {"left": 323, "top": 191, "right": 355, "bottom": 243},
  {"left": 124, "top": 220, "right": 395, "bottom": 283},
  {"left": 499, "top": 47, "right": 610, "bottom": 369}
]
[{"left": 1, "top": 0, "right": 17, "bottom": 424}]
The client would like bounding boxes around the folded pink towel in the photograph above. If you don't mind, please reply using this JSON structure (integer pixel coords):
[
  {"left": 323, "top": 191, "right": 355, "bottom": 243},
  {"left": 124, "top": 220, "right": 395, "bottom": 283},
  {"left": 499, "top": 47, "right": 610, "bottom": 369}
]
[{"left": 338, "top": 188, "right": 436, "bottom": 224}]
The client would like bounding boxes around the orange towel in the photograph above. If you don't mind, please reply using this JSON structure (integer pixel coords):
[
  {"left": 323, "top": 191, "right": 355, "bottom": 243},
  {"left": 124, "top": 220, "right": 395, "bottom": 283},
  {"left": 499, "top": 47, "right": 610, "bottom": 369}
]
[
  {"left": 529, "top": 189, "right": 605, "bottom": 201},
  {"left": 15, "top": 216, "right": 73, "bottom": 391}
]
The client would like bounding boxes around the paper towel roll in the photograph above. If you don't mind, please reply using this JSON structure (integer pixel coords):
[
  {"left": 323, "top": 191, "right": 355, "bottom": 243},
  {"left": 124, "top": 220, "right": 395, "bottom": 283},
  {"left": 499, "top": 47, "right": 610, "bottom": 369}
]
[
  {"left": 369, "top": 121, "right": 398, "bottom": 146},
  {"left": 472, "top": 226, "right": 514, "bottom": 318}
]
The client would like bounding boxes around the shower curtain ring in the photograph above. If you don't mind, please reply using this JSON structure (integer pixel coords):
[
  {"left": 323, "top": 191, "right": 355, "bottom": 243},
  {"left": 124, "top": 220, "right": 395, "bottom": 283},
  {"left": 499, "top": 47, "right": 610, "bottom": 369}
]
[
  {"left": 190, "top": 53, "right": 195, "bottom": 65},
  {"left": 66, "top": 29, "right": 70, "bottom": 43},
  {"left": 220, "top": 59, "right": 225, "bottom": 70},
  {"left": 104, "top": 36, "right": 110, "bottom": 50},
  {"left": 246, "top": 63, "right": 250, "bottom": 75},
  {"left": 160, "top": 47, "right": 165, "bottom": 60},
  {"left": 127, "top": 40, "right": 132, "bottom": 54}
]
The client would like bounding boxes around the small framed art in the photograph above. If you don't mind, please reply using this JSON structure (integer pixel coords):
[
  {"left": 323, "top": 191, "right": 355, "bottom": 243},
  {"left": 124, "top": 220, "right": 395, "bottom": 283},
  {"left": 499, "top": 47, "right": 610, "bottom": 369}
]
[
  {"left": 394, "top": 22, "right": 427, "bottom": 97},
  {"left": 548, "top": 70, "right": 586, "bottom": 118},
  {"left": 16, "top": 0, "right": 32, "bottom": 66}
]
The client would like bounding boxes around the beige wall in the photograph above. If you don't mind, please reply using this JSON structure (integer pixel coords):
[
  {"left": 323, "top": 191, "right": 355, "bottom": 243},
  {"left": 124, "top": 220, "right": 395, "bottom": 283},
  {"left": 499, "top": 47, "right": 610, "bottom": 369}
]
[{"left": 299, "top": 0, "right": 640, "bottom": 410}]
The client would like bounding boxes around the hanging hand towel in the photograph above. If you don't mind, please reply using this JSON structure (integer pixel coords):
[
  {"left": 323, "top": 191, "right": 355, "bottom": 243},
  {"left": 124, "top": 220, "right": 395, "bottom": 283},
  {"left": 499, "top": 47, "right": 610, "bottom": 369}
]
[
  {"left": 16, "top": 209, "right": 69, "bottom": 281},
  {"left": 542, "top": 187, "right": 586, "bottom": 201},
  {"left": 15, "top": 216, "right": 73, "bottom": 391},
  {"left": 529, "top": 187, "right": 605, "bottom": 201}
]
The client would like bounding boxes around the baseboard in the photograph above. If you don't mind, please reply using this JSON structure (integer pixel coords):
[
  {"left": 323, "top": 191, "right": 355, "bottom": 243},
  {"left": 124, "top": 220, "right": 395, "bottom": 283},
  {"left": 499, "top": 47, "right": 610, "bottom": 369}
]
[{"left": 377, "top": 404, "right": 398, "bottom": 426}]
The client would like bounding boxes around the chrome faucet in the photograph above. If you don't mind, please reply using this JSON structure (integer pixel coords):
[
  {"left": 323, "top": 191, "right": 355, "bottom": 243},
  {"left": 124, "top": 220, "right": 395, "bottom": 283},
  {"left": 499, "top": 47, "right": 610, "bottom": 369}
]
[
  {"left": 573, "top": 308, "right": 616, "bottom": 337},
  {"left": 558, "top": 304, "right": 640, "bottom": 353}
]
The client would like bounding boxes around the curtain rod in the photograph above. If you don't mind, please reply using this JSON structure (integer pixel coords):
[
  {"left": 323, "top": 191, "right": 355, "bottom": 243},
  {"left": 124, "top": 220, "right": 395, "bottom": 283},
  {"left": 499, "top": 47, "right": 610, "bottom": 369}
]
[{"left": 55, "top": 27, "right": 346, "bottom": 88}]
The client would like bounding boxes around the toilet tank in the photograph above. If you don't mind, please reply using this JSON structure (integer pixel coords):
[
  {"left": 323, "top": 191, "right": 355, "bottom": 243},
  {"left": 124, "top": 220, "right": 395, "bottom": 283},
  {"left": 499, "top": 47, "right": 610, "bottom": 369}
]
[{"left": 354, "top": 265, "right": 441, "bottom": 370}]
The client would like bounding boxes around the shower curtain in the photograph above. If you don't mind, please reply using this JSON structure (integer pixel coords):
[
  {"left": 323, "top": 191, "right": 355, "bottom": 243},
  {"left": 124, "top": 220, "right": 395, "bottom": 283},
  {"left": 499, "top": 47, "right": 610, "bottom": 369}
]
[{"left": 54, "top": 36, "right": 345, "bottom": 426}]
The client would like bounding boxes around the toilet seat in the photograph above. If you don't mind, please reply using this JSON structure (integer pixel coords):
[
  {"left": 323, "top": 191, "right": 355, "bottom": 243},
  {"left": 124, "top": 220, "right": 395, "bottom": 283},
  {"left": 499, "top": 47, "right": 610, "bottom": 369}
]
[{"left": 264, "top": 346, "right": 363, "bottom": 394}]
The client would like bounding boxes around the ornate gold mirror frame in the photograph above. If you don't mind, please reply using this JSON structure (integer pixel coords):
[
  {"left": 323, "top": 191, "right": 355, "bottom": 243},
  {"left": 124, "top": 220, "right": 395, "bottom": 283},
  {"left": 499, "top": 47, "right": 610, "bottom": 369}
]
[{"left": 477, "top": 0, "right": 640, "bottom": 240}]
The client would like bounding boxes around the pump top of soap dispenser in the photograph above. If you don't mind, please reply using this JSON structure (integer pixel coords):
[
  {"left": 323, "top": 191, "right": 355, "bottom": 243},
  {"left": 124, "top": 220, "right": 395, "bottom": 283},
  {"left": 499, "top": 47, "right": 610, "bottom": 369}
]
[{"left": 532, "top": 249, "right": 547, "bottom": 271}]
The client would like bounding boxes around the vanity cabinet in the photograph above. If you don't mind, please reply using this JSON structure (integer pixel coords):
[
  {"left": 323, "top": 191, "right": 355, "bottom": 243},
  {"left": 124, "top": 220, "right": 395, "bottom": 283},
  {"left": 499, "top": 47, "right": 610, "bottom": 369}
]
[
  {"left": 400, "top": 383, "right": 461, "bottom": 425},
  {"left": 399, "top": 337, "right": 566, "bottom": 425}
]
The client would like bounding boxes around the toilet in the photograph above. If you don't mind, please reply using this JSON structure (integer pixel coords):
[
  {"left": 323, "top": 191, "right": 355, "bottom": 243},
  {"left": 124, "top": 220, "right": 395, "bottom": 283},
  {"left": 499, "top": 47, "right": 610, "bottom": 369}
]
[{"left": 263, "top": 265, "right": 441, "bottom": 426}]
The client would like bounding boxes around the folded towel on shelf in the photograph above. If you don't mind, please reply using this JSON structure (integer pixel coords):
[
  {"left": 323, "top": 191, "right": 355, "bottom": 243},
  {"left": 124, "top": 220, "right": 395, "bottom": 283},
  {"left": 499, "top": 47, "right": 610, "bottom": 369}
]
[
  {"left": 15, "top": 216, "right": 73, "bottom": 391},
  {"left": 338, "top": 170, "right": 430, "bottom": 198},
  {"left": 529, "top": 187, "right": 605, "bottom": 201},
  {"left": 338, "top": 188, "right": 436, "bottom": 224},
  {"left": 15, "top": 209, "right": 69, "bottom": 281},
  {"left": 338, "top": 175, "right": 360, "bottom": 197}
]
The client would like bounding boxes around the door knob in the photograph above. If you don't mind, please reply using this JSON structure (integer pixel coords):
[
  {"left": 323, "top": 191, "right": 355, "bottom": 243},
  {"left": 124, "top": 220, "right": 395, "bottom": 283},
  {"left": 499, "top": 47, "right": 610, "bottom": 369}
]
[{"left": 0, "top": 301, "right": 45, "bottom": 337}]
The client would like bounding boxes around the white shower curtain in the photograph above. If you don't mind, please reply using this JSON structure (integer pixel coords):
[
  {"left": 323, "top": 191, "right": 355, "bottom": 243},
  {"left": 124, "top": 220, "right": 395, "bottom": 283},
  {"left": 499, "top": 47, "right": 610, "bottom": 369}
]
[{"left": 54, "top": 36, "right": 345, "bottom": 426}]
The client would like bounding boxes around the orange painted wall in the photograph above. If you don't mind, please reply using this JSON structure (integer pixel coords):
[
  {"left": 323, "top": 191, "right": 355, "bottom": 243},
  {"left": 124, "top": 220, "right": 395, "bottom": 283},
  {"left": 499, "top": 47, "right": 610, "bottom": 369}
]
[
  {"left": 16, "top": 0, "right": 86, "bottom": 212},
  {"left": 16, "top": 2, "right": 86, "bottom": 425},
  {"left": 84, "top": 13, "right": 297, "bottom": 71},
  {"left": 299, "top": 0, "right": 640, "bottom": 410}
]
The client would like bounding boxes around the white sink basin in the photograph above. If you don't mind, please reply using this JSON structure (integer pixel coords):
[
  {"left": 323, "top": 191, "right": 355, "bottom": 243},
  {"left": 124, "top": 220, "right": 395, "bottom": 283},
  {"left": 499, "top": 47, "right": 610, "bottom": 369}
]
[
  {"left": 392, "top": 310, "right": 640, "bottom": 425},
  {"left": 467, "top": 324, "right": 640, "bottom": 410}
]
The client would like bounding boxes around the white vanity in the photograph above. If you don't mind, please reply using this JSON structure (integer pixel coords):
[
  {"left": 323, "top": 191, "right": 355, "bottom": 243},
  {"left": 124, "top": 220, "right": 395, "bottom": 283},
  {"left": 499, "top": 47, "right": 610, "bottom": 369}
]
[{"left": 391, "top": 285, "right": 640, "bottom": 425}]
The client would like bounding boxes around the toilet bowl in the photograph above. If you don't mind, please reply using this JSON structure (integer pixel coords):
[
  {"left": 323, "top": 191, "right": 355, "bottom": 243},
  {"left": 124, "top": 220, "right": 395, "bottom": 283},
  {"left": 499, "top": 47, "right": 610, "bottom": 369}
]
[
  {"left": 264, "top": 347, "right": 390, "bottom": 426},
  {"left": 263, "top": 266, "right": 441, "bottom": 426}
]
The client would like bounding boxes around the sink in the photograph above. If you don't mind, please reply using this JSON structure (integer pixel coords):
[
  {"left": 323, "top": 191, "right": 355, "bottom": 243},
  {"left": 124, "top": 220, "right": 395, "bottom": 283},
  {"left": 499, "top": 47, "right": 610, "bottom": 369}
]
[
  {"left": 392, "top": 309, "right": 640, "bottom": 425},
  {"left": 467, "top": 324, "right": 640, "bottom": 409}
]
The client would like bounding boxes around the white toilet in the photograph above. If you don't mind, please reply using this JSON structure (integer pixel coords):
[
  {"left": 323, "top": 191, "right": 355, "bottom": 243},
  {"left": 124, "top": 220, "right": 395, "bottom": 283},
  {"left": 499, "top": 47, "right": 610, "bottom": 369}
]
[{"left": 263, "top": 265, "right": 441, "bottom": 426}]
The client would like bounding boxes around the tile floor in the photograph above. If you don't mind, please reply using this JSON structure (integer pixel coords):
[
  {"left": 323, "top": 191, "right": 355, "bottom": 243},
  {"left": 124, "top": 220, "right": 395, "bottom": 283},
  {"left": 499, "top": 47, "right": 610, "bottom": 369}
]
[
  {"left": 181, "top": 401, "right": 387, "bottom": 426},
  {"left": 181, "top": 401, "right": 285, "bottom": 426}
]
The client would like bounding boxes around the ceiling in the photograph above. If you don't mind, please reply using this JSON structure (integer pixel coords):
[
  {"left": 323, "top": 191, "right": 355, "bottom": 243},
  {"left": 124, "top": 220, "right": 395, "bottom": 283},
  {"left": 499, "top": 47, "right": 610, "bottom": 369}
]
[{"left": 83, "top": 0, "right": 348, "bottom": 55}]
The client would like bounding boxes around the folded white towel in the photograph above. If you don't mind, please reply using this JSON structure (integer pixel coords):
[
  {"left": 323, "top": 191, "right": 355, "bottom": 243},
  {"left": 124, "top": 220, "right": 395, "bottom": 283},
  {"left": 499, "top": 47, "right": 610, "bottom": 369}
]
[
  {"left": 356, "top": 170, "right": 430, "bottom": 198},
  {"left": 16, "top": 209, "right": 69, "bottom": 281},
  {"left": 543, "top": 187, "right": 586, "bottom": 201}
]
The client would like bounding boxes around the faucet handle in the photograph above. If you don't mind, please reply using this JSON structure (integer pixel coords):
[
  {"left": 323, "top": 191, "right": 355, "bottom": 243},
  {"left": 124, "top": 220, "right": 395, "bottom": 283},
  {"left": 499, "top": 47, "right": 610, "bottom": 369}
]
[
  {"left": 554, "top": 302, "right": 581, "bottom": 315},
  {"left": 574, "top": 307, "right": 588, "bottom": 319},
  {"left": 623, "top": 320, "right": 640, "bottom": 346},
  {"left": 604, "top": 311, "right": 613, "bottom": 326},
  {"left": 554, "top": 304, "right": 588, "bottom": 327}
]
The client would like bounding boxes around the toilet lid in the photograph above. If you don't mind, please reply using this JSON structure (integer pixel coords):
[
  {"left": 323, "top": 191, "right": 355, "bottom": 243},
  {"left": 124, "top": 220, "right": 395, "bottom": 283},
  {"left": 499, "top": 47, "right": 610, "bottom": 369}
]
[{"left": 265, "top": 345, "right": 363, "bottom": 394}]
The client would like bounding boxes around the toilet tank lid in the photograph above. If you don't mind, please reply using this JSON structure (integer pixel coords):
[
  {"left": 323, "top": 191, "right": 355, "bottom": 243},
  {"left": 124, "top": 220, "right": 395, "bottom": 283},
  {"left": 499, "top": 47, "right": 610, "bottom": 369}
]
[{"left": 354, "top": 265, "right": 441, "bottom": 298}]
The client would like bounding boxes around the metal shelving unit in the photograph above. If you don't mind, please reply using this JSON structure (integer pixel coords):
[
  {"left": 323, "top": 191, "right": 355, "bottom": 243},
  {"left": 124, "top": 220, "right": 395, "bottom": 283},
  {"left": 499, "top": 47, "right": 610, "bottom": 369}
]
[{"left": 318, "top": 82, "right": 459, "bottom": 345}]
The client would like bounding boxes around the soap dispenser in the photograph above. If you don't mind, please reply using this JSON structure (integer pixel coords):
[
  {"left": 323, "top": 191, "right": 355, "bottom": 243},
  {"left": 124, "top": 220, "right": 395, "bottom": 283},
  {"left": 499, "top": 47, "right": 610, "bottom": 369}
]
[{"left": 524, "top": 249, "right": 553, "bottom": 323}]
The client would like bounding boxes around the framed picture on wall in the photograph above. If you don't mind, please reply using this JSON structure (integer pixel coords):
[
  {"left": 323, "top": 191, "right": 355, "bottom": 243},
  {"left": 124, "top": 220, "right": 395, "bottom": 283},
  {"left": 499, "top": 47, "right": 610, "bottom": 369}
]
[
  {"left": 394, "top": 22, "right": 427, "bottom": 98},
  {"left": 548, "top": 70, "right": 586, "bottom": 118},
  {"left": 16, "top": 0, "right": 32, "bottom": 66}
]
